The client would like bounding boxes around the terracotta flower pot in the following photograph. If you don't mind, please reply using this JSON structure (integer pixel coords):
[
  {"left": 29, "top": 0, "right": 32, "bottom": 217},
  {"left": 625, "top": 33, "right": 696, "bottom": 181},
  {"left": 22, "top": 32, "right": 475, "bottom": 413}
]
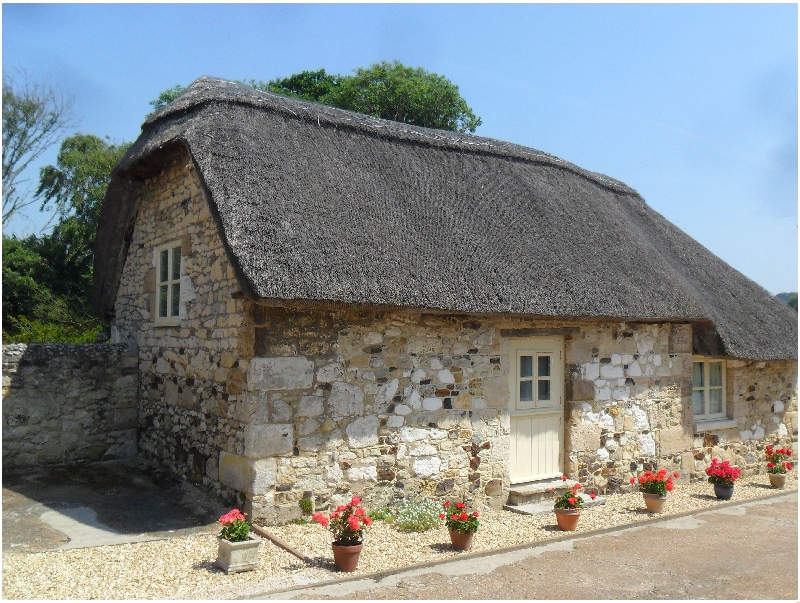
[
  {"left": 713, "top": 483, "right": 734, "bottom": 500},
  {"left": 214, "top": 535, "right": 260, "bottom": 574},
  {"left": 642, "top": 493, "right": 667, "bottom": 513},
  {"left": 769, "top": 473, "right": 786, "bottom": 489},
  {"left": 331, "top": 541, "right": 363, "bottom": 572},
  {"left": 553, "top": 507, "right": 581, "bottom": 531},
  {"left": 448, "top": 529, "right": 474, "bottom": 551}
]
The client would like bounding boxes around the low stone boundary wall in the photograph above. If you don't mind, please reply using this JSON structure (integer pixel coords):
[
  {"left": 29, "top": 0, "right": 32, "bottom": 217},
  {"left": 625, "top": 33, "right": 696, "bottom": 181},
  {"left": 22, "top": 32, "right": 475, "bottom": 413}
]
[{"left": 2, "top": 343, "right": 139, "bottom": 468}]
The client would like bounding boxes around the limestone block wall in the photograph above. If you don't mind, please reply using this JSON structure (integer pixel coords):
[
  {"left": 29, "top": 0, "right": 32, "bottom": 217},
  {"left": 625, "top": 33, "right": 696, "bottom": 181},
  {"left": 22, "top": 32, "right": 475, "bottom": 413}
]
[
  {"left": 111, "top": 151, "right": 251, "bottom": 499},
  {"left": 565, "top": 323, "right": 797, "bottom": 491},
  {"left": 565, "top": 323, "right": 695, "bottom": 489},
  {"left": 228, "top": 305, "right": 511, "bottom": 524},
  {"left": 2, "top": 343, "right": 138, "bottom": 468}
]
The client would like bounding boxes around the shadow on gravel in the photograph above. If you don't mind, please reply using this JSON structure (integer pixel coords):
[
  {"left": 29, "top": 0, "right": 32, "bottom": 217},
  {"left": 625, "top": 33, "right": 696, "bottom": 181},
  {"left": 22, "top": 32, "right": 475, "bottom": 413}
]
[
  {"left": 690, "top": 493, "right": 718, "bottom": 501},
  {"left": 192, "top": 559, "right": 223, "bottom": 573},
  {"left": 427, "top": 542, "right": 455, "bottom": 553},
  {"left": 743, "top": 482, "right": 778, "bottom": 490}
]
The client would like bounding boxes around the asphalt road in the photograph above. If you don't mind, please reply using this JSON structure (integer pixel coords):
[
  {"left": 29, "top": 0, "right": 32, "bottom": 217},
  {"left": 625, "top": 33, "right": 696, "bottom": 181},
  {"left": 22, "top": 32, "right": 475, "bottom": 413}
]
[{"left": 256, "top": 492, "right": 798, "bottom": 600}]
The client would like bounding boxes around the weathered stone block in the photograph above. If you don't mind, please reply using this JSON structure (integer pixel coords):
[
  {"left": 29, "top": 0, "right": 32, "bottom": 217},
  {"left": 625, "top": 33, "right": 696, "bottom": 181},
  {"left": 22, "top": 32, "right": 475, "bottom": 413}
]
[
  {"left": 328, "top": 382, "right": 364, "bottom": 417},
  {"left": 244, "top": 423, "right": 293, "bottom": 458},
  {"left": 345, "top": 415, "right": 380, "bottom": 448},
  {"left": 568, "top": 423, "right": 602, "bottom": 451},
  {"left": 297, "top": 396, "right": 324, "bottom": 418},
  {"left": 248, "top": 357, "right": 314, "bottom": 391}
]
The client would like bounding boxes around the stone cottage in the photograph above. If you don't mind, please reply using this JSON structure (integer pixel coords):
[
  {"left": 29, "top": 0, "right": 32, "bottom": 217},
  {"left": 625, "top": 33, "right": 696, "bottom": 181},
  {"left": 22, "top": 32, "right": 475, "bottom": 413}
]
[{"left": 92, "top": 77, "right": 798, "bottom": 524}]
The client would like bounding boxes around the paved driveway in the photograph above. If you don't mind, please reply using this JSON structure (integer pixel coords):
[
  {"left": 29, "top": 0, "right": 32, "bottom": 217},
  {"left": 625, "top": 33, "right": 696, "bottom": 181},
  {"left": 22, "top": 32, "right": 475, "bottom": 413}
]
[{"left": 256, "top": 492, "right": 798, "bottom": 600}]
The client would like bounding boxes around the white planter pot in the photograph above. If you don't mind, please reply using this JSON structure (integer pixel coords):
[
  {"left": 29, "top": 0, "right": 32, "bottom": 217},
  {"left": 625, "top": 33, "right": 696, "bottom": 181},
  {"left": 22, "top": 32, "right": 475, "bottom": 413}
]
[{"left": 214, "top": 534, "right": 261, "bottom": 574}]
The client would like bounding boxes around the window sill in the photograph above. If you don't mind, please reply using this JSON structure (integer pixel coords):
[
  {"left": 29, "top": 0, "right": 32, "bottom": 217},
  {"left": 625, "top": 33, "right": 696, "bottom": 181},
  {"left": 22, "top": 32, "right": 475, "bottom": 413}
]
[{"left": 694, "top": 419, "right": 737, "bottom": 432}]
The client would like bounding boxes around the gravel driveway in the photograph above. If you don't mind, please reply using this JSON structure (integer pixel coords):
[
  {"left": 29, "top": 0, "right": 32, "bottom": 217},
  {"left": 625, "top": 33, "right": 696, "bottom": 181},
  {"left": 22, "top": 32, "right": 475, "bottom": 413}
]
[{"left": 2, "top": 472, "right": 797, "bottom": 599}]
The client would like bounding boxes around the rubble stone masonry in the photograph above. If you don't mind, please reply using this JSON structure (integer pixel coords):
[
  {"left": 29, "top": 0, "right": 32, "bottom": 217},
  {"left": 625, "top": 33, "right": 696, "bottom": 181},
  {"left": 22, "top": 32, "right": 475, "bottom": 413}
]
[{"left": 2, "top": 343, "right": 138, "bottom": 468}]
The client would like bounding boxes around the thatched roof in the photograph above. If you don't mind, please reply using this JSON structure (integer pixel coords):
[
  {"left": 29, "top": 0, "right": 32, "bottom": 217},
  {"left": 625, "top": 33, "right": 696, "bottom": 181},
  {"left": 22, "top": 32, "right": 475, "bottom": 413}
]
[{"left": 93, "top": 77, "right": 797, "bottom": 361}]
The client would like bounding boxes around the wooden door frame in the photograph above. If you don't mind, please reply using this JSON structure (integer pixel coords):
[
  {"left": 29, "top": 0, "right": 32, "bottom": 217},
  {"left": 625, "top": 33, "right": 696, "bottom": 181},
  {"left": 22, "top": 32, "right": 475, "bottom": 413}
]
[{"left": 507, "top": 336, "right": 565, "bottom": 484}]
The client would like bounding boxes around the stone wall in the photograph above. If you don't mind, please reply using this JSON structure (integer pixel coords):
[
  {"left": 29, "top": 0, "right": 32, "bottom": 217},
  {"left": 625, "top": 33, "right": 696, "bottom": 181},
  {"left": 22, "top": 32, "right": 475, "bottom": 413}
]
[
  {"left": 232, "top": 306, "right": 511, "bottom": 524},
  {"left": 2, "top": 343, "right": 138, "bottom": 468},
  {"left": 692, "top": 359, "right": 798, "bottom": 474},
  {"left": 566, "top": 325, "right": 797, "bottom": 490},
  {"left": 565, "top": 323, "right": 695, "bottom": 489},
  {"left": 111, "top": 150, "right": 250, "bottom": 503}
]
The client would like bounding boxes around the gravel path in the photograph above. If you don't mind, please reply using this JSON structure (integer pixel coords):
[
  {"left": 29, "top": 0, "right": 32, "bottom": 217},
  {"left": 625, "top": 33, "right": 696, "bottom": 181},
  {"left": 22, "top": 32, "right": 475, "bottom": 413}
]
[{"left": 3, "top": 473, "right": 797, "bottom": 600}]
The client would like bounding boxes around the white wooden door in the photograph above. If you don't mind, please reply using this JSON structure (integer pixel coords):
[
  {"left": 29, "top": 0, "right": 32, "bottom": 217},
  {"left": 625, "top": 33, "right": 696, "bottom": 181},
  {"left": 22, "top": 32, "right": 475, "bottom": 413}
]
[{"left": 508, "top": 337, "right": 564, "bottom": 483}]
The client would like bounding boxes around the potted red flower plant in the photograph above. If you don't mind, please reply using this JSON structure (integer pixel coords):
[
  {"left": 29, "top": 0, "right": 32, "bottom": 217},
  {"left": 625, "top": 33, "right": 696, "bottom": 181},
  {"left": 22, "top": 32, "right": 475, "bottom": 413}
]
[
  {"left": 765, "top": 445, "right": 793, "bottom": 489},
  {"left": 705, "top": 458, "right": 741, "bottom": 500},
  {"left": 551, "top": 475, "right": 596, "bottom": 531},
  {"left": 214, "top": 509, "right": 260, "bottom": 574},
  {"left": 630, "top": 469, "right": 678, "bottom": 513},
  {"left": 312, "top": 495, "right": 372, "bottom": 571},
  {"left": 440, "top": 500, "right": 480, "bottom": 550}
]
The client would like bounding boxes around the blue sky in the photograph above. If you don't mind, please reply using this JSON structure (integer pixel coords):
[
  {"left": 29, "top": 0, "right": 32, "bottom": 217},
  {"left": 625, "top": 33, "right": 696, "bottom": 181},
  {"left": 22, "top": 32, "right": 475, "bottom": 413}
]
[{"left": 3, "top": 3, "right": 797, "bottom": 294}]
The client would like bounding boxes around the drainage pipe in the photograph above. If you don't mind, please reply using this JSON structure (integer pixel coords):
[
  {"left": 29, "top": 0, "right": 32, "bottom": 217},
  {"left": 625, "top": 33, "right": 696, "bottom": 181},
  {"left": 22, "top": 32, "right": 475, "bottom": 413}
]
[{"left": 251, "top": 524, "right": 312, "bottom": 563}]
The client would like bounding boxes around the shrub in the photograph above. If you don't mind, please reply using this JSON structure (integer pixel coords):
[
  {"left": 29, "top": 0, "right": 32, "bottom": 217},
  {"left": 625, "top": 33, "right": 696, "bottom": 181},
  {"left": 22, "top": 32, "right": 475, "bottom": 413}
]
[{"left": 389, "top": 496, "right": 442, "bottom": 532}]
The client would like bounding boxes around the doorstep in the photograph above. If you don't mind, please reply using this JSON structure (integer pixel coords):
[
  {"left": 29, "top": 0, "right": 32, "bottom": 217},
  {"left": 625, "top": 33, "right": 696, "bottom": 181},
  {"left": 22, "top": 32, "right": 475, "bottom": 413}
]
[
  {"left": 504, "top": 493, "right": 606, "bottom": 517},
  {"left": 505, "top": 478, "right": 580, "bottom": 506}
]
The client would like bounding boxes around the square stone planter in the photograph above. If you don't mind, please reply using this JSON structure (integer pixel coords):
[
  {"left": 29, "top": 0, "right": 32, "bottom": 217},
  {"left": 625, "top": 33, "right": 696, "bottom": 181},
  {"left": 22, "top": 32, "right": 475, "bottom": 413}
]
[{"left": 214, "top": 534, "right": 261, "bottom": 574}]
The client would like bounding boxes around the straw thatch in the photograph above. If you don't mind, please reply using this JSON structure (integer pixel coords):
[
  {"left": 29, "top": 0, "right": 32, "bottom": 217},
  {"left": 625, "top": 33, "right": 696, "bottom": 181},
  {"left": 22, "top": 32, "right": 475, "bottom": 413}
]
[{"left": 93, "top": 77, "right": 796, "bottom": 361}]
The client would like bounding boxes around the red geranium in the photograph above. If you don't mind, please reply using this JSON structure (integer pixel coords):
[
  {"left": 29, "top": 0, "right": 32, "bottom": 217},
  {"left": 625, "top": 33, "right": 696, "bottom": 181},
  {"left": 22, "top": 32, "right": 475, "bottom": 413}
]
[
  {"left": 441, "top": 500, "right": 480, "bottom": 535},
  {"left": 705, "top": 458, "right": 741, "bottom": 487},
  {"left": 553, "top": 481, "right": 584, "bottom": 510},
  {"left": 633, "top": 469, "right": 675, "bottom": 496},
  {"left": 312, "top": 495, "right": 371, "bottom": 545},
  {"left": 218, "top": 508, "right": 250, "bottom": 542},
  {"left": 765, "top": 446, "right": 794, "bottom": 475}
]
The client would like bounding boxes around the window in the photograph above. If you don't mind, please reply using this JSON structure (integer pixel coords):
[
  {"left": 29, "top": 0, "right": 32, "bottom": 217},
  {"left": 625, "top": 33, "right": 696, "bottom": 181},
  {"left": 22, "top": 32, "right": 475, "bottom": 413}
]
[
  {"left": 692, "top": 358, "right": 726, "bottom": 420},
  {"left": 511, "top": 344, "right": 561, "bottom": 411},
  {"left": 155, "top": 241, "right": 181, "bottom": 326}
]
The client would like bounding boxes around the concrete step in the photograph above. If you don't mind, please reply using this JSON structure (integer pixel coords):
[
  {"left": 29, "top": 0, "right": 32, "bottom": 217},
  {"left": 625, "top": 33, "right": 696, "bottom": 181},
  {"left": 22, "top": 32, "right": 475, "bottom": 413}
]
[
  {"left": 504, "top": 493, "right": 607, "bottom": 517},
  {"left": 506, "top": 478, "right": 579, "bottom": 506}
]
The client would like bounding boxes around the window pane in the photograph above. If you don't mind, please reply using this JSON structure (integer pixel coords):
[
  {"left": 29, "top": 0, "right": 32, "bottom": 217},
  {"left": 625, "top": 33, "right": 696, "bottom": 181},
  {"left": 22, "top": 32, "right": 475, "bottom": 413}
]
[
  {"left": 520, "top": 356, "right": 533, "bottom": 378},
  {"left": 709, "top": 362, "right": 722, "bottom": 387},
  {"left": 170, "top": 283, "right": 180, "bottom": 317},
  {"left": 709, "top": 388, "right": 723, "bottom": 414},
  {"left": 172, "top": 246, "right": 181, "bottom": 280},
  {"left": 538, "top": 355, "right": 550, "bottom": 377},
  {"left": 520, "top": 380, "right": 533, "bottom": 402},
  {"left": 692, "top": 390, "right": 705, "bottom": 416},
  {"left": 159, "top": 285, "right": 168, "bottom": 317},
  {"left": 159, "top": 250, "right": 169, "bottom": 283},
  {"left": 538, "top": 379, "right": 550, "bottom": 401},
  {"left": 692, "top": 362, "right": 704, "bottom": 388}
]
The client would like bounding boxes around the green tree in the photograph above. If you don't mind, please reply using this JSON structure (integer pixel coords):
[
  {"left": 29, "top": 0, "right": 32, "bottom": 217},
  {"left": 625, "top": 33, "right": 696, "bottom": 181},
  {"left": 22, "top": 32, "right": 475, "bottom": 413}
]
[
  {"left": 148, "top": 84, "right": 186, "bottom": 113},
  {"left": 152, "top": 62, "right": 482, "bottom": 133},
  {"left": 2, "top": 234, "right": 102, "bottom": 343},
  {"left": 36, "top": 133, "right": 130, "bottom": 246},
  {"left": 250, "top": 69, "right": 339, "bottom": 103},
  {"left": 2, "top": 134, "right": 130, "bottom": 343},
  {"left": 789, "top": 293, "right": 798, "bottom": 311},
  {"left": 2, "top": 73, "right": 76, "bottom": 224}
]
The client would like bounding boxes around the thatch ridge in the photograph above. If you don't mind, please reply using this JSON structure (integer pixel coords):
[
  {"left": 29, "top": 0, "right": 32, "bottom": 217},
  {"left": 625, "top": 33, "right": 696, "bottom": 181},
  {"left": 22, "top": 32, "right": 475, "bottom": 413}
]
[
  {"left": 93, "top": 76, "right": 797, "bottom": 361},
  {"left": 143, "top": 77, "right": 637, "bottom": 197}
]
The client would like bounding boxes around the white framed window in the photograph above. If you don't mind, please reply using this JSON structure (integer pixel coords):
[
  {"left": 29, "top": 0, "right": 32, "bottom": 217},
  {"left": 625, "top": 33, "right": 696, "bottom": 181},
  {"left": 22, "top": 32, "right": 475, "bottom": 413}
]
[
  {"left": 692, "top": 358, "right": 726, "bottom": 420},
  {"left": 155, "top": 241, "right": 182, "bottom": 326},
  {"left": 509, "top": 339, "right": 562, "bottom": 411}
]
